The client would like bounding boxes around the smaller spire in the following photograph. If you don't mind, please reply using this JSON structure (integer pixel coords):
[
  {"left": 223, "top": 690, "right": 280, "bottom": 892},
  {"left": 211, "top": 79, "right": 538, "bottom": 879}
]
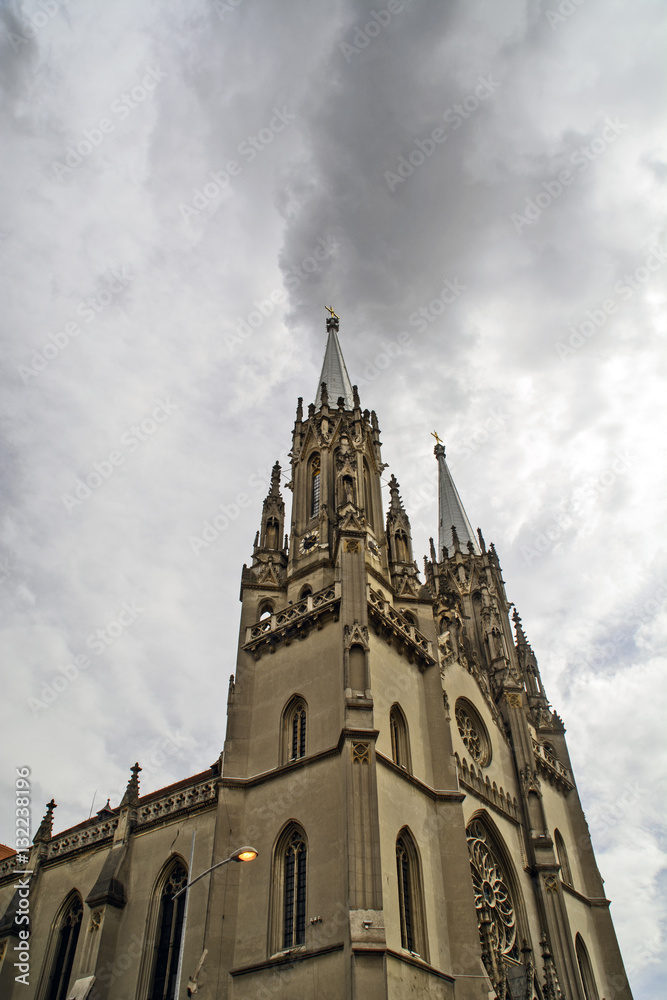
[
  {"left": 120, "top": 763, "right": 141, "bottom": 808},
  {"left": 512, "top": 607, "right": 527, "bottom": 645},
  {"left": 269, "top": 461, "right": 281, "bottom": 497},
  {"left": 388, "top": 474, "right": 404, "bottom": 515},
  {"left": 33, "top": 799, "right": 56, "bottom": 844}
]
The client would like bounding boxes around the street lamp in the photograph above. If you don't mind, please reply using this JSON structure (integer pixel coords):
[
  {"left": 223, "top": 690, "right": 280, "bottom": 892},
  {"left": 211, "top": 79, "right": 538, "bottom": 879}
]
[
  {"left": 172, "top": 838, "right": 258, "bottom": 997},
  {"left": 172, "top": 845, "right": 259, "bottom": 899}
]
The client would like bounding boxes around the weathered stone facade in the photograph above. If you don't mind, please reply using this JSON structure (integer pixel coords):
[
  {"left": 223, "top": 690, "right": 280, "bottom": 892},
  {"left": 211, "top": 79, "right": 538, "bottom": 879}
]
[{"left": 0, "top": 315, "right": 632, "bottom": 999}]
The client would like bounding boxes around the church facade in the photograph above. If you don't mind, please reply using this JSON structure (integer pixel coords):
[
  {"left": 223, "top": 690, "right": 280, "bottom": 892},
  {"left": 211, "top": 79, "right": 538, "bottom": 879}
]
[{"left": 0, "top": 315, "right": 632, "bottom": 999}]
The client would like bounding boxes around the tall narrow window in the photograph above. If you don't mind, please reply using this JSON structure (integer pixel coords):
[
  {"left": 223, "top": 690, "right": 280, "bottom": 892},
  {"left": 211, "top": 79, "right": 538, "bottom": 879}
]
[
  {"left": 310, "top": 455, "right": 321, "bottom": 518},
  {"left": 149, "top": 861, "right": 188, "bottom": 1000},
  {"left": 395, "top": 829, "right": 428, "bottom": 959},
  {"left": 283, "top": 829, "right": 307, "bottom": 948},
  {"left": 554, "top": 829, "right": 573, "bottom": 886},
  {"left": 45, "top": 893, "right": 83, "bottom": 1000},
  {"left": 389, "top": 704, "right": 411, "bottom": 772},
  {"left": 270, "top": 823, "right": 308, "bottom": 954},
  {"left": 576, "top": 934, "right": 600, "bottom": 1000},
  {"left": 291, "top": 702, "right": 306, "bottom": 761},
  {"left": 282, "top": 696, "right": 307, "bottom": 763}
]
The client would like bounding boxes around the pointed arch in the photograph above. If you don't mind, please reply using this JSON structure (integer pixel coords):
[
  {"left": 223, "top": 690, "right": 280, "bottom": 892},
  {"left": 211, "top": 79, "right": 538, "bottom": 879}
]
[
  {"left": 309, "top": 453, "right": 321, "bottom": 519},
  {"left": 363, "top": 458, "right": 374, "bottom": 530},
  {"left": 576, "top": 934, "right": 599, "bottom": 1000},
  {"left": 42, "top": 890, "right": 83, "bottom": 1000},
  {"left": 466, "top": 813, "right": 528, "bottom": 969},
  {"left": 395, "top": 827, "right": 428, "bottom": 960},
  {"left": 136, "top": 855, "right": 188, "bottom": 1000},
  {"left": 281, "top": 695, "right": 307, "bottom": 764},
  {"left": 389, "top": 704, "right": 412, "bottom": 772},
  {"left": 269, "top": 822, "right": 307, "bottom": 955},
  {"left": 554, "top": 828, "right": 573, "bottom": 887}
]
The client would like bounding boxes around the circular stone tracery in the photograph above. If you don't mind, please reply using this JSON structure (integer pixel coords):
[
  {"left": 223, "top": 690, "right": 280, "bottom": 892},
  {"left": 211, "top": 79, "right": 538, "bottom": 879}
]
[
  {"left": 467, "top": 819, "right": 519, "bottom": 963},
  {"left": 455, "top": 700, "right": 490, "bottom": 766}
]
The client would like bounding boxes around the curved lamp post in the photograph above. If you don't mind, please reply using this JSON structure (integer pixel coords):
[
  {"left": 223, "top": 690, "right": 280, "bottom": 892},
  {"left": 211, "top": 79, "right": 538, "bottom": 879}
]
[{"left": 172, "top": 838, "right": 258, "bottom": 997}]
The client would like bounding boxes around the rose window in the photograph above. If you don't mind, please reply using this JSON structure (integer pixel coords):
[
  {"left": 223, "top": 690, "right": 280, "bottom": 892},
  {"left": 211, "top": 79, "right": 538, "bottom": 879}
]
[
  {"left": 455, "top": 700, "right": 490, "bottom": 765},
  {"left": 467, "top": 820, "right": 519, "bottom": 962}
]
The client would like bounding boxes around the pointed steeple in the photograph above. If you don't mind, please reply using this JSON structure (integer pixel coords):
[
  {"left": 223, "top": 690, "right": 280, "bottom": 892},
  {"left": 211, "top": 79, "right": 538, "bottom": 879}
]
[
  {"left": 315, "top": 310, "right": 354, "bottom": 409},
  {"left": 434, "top": 442, "right": 480, "bottom": 556}
]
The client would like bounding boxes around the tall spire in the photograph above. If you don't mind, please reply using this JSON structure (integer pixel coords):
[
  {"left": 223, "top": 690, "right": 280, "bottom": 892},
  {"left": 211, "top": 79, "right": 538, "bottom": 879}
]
[
  {"left": 315, "top": 309, "right": 354, "bottom": 409},
  {"left": 434, "top": 442, "right": 480, "bottom": 556}
]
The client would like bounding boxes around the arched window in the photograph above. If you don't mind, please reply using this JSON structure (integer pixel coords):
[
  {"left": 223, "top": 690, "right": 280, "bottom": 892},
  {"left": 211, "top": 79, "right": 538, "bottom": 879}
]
[
  {"left": 270, "top": 824, "right": 307, "bottom": 953},
  {"left": 554, "top": 829, "right": 572, "bottom": 886},
  {"left": 258, "top": 601, "right": 273, "bottom": 621},
  {"left": 148, "top": 859, "right": 188, "bottom": 1000},
  {"left": 466, "top": 817, "right": 521, "bottom": 966},
  {"left": 363, "top": 459, "right": 374, "bottom": 529},
  {"left": 400, "top": 610, "right": 416, "bottom": 626},
  {"left": 44, "top": 892, "right": 83, "bottom": 1000},
  {"left": 310, "top": 455, "right": 320, "bottom": 518},
  {"left": 299, "top": 585, "right": 312, "bottom": 600},
  {"left": 389, "top": 705, "right": 411, "bottom": 772},
  {"left": 576, "top": 934, "right": 600, "bottom": 1000},
  {"left": 282, "top": 696, "right": 307, "bottom": 763},
  {"left": 395, "top": 828, "right": 428, "bottom": 959}
]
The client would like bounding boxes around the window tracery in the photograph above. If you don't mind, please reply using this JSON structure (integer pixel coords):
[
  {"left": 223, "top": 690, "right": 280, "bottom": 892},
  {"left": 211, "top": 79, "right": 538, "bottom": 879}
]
[
  {"left": 455, "top": 699, "right": 491, "bottom": 766},
  {"left": 466, "top": 819, "right": 519, "bottom": 963},
  {"left": 148, "top": 861, "right": 188, "bottom": 1000},
  {"left": 45, "top": 893, "right": 83, "bottom": 1000}
]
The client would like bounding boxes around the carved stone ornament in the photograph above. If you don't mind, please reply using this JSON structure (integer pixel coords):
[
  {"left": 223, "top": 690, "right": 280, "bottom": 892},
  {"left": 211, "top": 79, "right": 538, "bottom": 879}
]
[
  {"left": 343, "top": 621, "right": 370, "bottom": 650},
  {"left": 345, "top": 539, "right": 360, "bottom": 553},
  {"left": 351, "top": 742, "right": 370, "bottom": 765},
  {"left": 543, "top": 874, "right": 559, "bottom": 894},
  {"left": 89, "top": 909, "right": 103, "bottom": 932},
  {"left": 506, "top": 692, "right": 523, "bottom": 709}
]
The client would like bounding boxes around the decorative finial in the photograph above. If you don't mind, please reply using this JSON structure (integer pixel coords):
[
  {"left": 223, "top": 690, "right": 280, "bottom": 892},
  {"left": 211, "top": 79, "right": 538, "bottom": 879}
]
[
  {"left": 120, "top": 762, "right": 141, "bottom": 808},
  {"left": 320, "top": 382, "right": 329, "bottom": 407},
  {"left": 451, "top": 524, "right": 461, "bottom": 552},
  {"left": 352, "top": 385, "right": 360, "bottom": 408},
  {"left": 431, "top": 430, "right": 443, "bottom": 445},
  {"left": 477, "top": 527, "right": 486, "bottom": 552},
  {"left": 388, "top": 475, "right": 404, "bottom": 513},
  {"left": 269, "top": 461, "right": 282, "bottom": 496},
  {"left": 33, "top": 799, "right": 57, "bottom": 844},
  {"left": 325, "top": 305, "right": 339, "bottom": 334}
]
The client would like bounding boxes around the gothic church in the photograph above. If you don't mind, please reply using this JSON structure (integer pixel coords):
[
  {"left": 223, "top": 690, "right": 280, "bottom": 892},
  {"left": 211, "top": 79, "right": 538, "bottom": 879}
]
[{"left": 0, "top": 315, "right": 633, "bottom": 999}]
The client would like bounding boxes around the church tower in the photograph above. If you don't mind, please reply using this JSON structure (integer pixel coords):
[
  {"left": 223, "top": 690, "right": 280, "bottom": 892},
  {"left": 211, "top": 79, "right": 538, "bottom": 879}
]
[
  {"left": 0, "top": 313, "right": 633, "bottom": 1000},
  {"left": 211, "top": 313, "right": 633, "bottom": 998}
]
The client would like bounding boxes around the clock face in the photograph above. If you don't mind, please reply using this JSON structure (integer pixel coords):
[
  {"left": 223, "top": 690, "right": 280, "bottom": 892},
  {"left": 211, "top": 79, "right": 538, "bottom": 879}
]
[
  {"left": 368, "top": 539, "right": 380, "bottom": 558},
  {"left": 299, "top": 531, "right": 318, "bottom": 555}
]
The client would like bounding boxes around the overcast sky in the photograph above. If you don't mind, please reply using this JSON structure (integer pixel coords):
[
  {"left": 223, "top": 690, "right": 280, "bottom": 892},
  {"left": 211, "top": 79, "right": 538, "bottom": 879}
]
[{"left": 1, "top": 0, "right": 665, "bottom": 994}]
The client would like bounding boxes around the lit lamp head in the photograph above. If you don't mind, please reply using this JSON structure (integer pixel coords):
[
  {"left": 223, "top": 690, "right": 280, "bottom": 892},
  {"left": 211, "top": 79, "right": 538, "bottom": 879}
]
[{"left": 230, "top": 846, "right": 258, "bottom": 863}]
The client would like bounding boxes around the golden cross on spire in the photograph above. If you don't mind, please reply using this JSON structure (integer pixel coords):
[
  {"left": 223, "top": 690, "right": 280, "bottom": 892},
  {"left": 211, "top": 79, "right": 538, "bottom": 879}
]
[
  {"left": 325, "top": 305, "right": 339, "bottom": 320},
  {"left": 431, "top": 430, "right": 443, "bottom": 444}
]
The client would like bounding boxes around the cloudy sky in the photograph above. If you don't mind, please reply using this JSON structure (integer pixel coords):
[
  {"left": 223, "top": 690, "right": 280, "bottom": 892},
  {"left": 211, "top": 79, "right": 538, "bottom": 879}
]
[{"left": 1, "top": 0, "right": 665, "bottom": 994}]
